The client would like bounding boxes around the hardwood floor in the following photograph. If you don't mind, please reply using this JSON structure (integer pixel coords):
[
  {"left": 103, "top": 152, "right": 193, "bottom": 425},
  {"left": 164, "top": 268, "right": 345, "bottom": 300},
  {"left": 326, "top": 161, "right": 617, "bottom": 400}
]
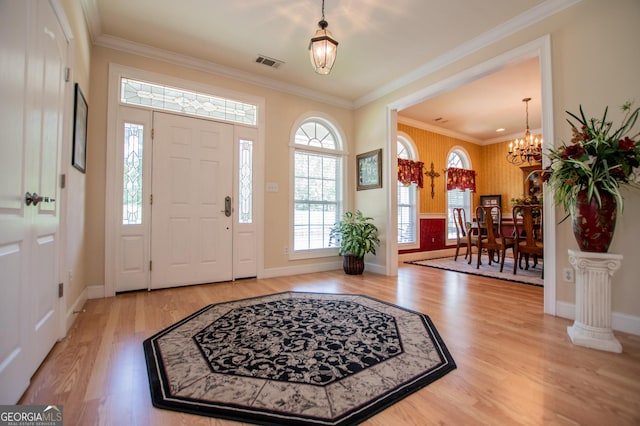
[{"left": 20, "top": 264, "right": 640, "bottom": 425}]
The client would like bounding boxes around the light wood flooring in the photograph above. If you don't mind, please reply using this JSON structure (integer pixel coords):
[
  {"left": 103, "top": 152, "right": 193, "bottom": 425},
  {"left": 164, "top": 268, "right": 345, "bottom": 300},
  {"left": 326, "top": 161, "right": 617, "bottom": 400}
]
[{"left": 19, "top": 263, "right": 640, "bottom": 425}]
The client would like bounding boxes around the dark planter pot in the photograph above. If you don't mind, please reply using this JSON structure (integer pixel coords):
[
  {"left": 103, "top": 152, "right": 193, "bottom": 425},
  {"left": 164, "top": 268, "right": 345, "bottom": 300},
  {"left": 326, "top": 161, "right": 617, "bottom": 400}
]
[
  {"left": 572, "top": 190, "right": 617, "bottom": 253},
  {"left": 342, "top": 254, "right": 365, "bottom": 275}
]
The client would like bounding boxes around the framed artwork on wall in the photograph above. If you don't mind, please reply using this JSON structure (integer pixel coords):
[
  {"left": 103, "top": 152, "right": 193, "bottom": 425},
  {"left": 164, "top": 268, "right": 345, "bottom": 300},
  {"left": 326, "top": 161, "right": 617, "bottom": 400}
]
[
  {"left": 479, "top": 194, "right": 502, "bottom": 222},
  {"left": 72, "top": 83, "right": 88, "bottom": 173},
  {"left": 356, "top": 149, "right": 382, "bottom": 190}
]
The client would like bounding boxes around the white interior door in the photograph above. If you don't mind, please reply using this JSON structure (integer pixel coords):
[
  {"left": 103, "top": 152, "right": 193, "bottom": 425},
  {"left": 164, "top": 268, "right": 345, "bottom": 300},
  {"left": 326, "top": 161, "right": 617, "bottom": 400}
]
[
  {"left": 151, "top": 112, "right": 233, "bottom": 289},
  {"left": 0, "top": 0, "right": 65, "bottom": 403},
  {"left": 28, "top": 0, "right": 65, "bottom": 376}
]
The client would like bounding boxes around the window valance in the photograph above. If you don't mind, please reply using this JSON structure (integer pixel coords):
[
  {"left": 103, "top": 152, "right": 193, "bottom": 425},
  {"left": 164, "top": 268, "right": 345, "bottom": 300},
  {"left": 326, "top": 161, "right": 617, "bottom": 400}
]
[
  {"left": 446, "top": 167, "right": 476, "bottom": 192},
  {"left": 397, "top": 158, "right": 424, "bottom": 188}
]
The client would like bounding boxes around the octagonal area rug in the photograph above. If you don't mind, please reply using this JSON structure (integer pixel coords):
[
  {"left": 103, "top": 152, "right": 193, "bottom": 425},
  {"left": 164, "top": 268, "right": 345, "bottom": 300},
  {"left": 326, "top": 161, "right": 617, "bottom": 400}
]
[{"left": 143, "top": 292, "right": 456, "bottom": 425}]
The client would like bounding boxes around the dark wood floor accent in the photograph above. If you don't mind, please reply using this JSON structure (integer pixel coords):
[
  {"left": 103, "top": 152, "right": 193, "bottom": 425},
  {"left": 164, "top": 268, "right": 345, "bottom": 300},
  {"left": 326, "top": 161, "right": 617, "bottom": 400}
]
[{"left": 20, "top": 264, "right": 640, "bottom": 425}]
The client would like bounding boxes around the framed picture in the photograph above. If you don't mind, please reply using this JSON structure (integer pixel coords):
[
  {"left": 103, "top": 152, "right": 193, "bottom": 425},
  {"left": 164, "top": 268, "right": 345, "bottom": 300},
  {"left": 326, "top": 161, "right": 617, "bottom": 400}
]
[
  {"left": 72, "top": 83, "right": 88, "bottom": 173},
  {"left": 356, "top": 149, "right": 382, "bottom": 190},
  {"left": 479, "top": 195, "right": 502, "bottom": 222}
]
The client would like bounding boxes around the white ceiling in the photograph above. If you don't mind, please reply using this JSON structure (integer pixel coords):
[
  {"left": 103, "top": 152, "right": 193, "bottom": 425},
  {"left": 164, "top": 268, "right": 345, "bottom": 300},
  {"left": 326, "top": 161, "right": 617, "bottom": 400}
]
[{"left": 84, "top": 0, "right": 562, "bottom": 143}]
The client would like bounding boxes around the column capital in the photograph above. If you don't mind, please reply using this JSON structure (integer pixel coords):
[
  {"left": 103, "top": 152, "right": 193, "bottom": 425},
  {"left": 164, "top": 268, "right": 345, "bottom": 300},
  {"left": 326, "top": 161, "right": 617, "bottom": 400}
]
[{"left": 568, "top": 249, "right": 623, "bottom": 276}]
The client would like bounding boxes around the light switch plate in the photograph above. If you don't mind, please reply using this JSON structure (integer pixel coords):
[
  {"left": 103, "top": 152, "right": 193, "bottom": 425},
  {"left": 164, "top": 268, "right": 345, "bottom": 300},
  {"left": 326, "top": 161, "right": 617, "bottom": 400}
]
[{"left": 266, "top": 182, "right": 279, "bottom": 193}]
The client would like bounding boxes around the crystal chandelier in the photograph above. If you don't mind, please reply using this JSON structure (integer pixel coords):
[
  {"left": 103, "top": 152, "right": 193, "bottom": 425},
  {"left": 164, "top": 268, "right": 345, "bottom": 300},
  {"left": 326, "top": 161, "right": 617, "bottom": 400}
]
[
  {"left": 506, "top": 97, "right": 542, "bottom": 165},
  {"left": 309, "top": 0, "right": 338, "bottom": 75}
]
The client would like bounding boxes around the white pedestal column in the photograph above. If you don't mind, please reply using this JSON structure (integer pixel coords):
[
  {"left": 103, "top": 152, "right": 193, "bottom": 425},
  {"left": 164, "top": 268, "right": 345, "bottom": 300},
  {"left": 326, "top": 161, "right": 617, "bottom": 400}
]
[{"left": 566, "top": 249, "right": 623, "bottom": 353}]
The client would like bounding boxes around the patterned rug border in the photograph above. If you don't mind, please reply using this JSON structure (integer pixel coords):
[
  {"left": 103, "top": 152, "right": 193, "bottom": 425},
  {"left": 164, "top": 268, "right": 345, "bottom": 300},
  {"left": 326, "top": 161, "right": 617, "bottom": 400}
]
[
  {"left": 406, "top": 256, "right": 543, "bottom": 287},
  {"left": 143, "top": 291, "right": 456, "bottom": 425}
]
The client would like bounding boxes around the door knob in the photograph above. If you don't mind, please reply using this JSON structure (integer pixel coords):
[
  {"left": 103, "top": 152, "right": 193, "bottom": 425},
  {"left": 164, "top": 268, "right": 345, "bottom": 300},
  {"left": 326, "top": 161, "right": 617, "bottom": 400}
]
[
  {"left": 25, "top": 192, "right": 55, "bottom": 206},
  {"left": 25, "top": 192, "right": 42, "bottom": 206}
]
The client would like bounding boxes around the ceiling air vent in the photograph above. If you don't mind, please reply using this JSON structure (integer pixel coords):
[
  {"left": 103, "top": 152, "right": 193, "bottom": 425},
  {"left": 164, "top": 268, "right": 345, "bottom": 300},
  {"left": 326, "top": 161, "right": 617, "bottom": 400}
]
[{"left": 255, "top": 55, "right": 284, "bottom": 69}]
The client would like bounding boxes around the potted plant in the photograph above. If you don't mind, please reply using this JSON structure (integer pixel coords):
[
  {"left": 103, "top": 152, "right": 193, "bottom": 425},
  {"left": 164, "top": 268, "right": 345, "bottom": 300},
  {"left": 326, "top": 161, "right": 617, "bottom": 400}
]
[
  {"left": 329, "top": 210, "right": 380, "bottom": 275},
  {"left": 543, "top": 101, "right": 640, "bottom": 252}
]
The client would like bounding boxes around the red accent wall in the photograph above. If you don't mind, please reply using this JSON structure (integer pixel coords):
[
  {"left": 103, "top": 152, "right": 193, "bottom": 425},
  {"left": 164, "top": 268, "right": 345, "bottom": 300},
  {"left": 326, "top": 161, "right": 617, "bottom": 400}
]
[{"left": 399, "top": 218, "right": 448, "bottom": 254}]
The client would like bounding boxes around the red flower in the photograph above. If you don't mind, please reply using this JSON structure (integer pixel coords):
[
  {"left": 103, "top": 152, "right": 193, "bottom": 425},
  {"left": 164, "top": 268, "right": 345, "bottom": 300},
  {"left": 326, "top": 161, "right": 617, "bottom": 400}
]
[
  {"left": 619, "top": 136, "right": 636, "bottom": 151},
  {"left": 610, "top": 167, "right": 626, "bottom": 179},
  {"left": 562, "top": 144, "right": 586, "bottom": 160}
]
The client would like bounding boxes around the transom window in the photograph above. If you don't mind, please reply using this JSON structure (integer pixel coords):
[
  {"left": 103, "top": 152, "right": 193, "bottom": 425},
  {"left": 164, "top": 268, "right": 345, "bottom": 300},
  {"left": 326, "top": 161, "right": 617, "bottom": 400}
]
[
  {"left": 120, "top": 78, "right": 257, "bottom": 126},
  {"left": 292, "top": 118, "right": 344, "bottom": 254}
]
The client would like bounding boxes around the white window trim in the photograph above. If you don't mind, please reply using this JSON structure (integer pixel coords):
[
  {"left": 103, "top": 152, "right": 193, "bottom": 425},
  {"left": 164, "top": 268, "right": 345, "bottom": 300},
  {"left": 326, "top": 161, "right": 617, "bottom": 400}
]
[
  {"left": 445, "top": 146, "right": 473, "bottom": 246},
  {"left": 288, "top": 112, "right": 347, "bottom": 260},
  {"left": 104, "top": 63, "right": 266, "bottom": 297},
  {"left": 397, "top": 132, "right": 420, "bottom": 250}
]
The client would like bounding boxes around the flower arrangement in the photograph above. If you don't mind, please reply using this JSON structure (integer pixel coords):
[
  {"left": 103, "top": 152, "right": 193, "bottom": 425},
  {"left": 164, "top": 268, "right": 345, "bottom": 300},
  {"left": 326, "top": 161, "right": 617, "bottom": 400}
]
[
  {"left": 511, "top": 195, "right": 542, "bottom": 218},
  {"left": 511, "top": 194, "right": 542, "bottom": 207},
  {"left": 544, "top": 101, "right": 640, "bottom": 217}
]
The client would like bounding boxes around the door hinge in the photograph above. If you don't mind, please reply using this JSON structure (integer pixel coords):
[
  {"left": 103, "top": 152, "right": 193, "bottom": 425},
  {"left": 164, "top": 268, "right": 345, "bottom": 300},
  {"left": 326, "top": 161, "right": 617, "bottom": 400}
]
[
  {"left": 58, "top": 283, "right": 64, "bottom": 298},
  {"left": 60, "top": 173, "right": 66, "bottom": 189},
  {"left": 150, "top": 194, "right": 153, "bottom": 205},
  {"left": 149, "top": 261, "right": 152, "bottom": 271},
  {"left": 152, "top": 128, "right": 155, "bottom": 139},
  {"left": 64, "top": 67, "right": 71, "bottom": 82}
]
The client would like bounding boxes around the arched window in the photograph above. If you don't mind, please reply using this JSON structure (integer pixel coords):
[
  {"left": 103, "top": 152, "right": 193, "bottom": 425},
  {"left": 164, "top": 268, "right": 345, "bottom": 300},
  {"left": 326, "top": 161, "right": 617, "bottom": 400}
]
[
  {"left": 446, "top": 149, "right": 472, "bottom": 241},
  {"left": 291, "top": 117, "right": 345, "bottom": 257},
  {"left": 397, "top": 135, "right": 419, "bottom": 247}
]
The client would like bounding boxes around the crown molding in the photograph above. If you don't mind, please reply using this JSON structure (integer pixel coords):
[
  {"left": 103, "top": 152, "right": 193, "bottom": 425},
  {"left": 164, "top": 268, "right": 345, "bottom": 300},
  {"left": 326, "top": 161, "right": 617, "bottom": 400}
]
[
  {"left": 80, "top": 0, "right": 101, "bottom": 43},
  {"left": 355, "top": 0, "right": 582, "bottom": 108},
  {"left": 484, "top": 127, "right": 543, "bottom": 145},
  {"left": 94, "top": 34, "right": 354, "bottom": 110},
  {"left": 398, "top": 116, "right": 543, "bottom": 146},
  {"left": 398, "top": 116, "right": 483, "bottom": 145}
]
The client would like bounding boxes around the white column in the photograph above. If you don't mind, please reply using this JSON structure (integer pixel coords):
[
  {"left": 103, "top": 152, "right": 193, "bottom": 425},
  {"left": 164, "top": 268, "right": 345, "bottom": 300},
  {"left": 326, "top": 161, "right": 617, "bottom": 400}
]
[{"left": 566, "top": 249, "right": 623, "bottom": 353}]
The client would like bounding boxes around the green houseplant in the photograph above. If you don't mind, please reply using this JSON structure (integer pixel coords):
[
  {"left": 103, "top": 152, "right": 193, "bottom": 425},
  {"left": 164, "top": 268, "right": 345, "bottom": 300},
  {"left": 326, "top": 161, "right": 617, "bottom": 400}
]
[
  {"left": 329, "top": 210, "right": 380, "bottom": 275},
  {"left": 543, "top": 101, "right": 640, "bottom": 252}
]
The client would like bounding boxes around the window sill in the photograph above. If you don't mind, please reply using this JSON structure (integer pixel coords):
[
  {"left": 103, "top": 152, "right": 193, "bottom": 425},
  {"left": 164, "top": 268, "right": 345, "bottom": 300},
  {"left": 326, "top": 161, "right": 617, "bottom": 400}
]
[{"left": 289, "top": 247, "right": 339, "bottom": 261}]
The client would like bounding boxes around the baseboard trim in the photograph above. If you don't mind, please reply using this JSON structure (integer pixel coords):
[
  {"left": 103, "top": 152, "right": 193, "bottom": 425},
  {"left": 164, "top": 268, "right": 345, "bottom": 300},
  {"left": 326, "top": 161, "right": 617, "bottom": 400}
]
[
  {"left": 65, "top": 287, "right": 87, "bottom": 334},
  {"left": 260, "top": 261, "right": 342, "bottom": 279},
  {"left": 87, "top": 284, "right": 105, "bottom": 299},
  {"left": 556, "top": 301, "right": 640, "bottom": 336},
  {"left": 399, "top": 248, "right": 457, "bottom": 263}
]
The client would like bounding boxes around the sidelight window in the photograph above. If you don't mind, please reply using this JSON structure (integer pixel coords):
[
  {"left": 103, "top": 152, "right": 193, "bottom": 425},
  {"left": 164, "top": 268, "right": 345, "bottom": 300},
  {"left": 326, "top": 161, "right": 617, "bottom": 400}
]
[
  {"left": 122, "top": 122, "right": 144, "bottom": 225},
  {"left": 238, "top": 139, "right": 253, "bottom": 224}
]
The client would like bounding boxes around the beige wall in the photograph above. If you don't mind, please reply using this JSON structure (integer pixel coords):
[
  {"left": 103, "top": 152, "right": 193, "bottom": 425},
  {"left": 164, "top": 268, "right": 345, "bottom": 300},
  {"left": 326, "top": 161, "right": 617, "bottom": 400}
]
[
  {"left": 61, "top": 0, "right": 92, "bottom": 309},
  {"left": 84, "top": 46, "right": 354, "bottom": 287},
  {"left": 355, "top": 0, "right": 640, "bottom": 317},
  {"left": 66, "top": 0, "right": 640, "bottom": 320}
]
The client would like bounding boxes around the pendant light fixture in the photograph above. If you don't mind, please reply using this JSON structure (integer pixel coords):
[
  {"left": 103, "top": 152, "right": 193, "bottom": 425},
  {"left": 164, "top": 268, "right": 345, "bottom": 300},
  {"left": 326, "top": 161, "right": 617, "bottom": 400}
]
[
  {"left": 506, "top": 97, "right": 543, "bottom": 165},
  {"left": 309, "top": 0, "right": 338, "bottom": 75}
]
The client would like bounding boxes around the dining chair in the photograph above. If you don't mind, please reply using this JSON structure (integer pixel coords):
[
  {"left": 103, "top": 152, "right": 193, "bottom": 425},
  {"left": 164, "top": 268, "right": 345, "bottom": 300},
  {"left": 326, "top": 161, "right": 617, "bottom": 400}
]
[
  {"left": 475, "top": 205, "right": 514, "bottom": 272},
  {"left": 453, "top": 208, "right": 478, "bottom": 263},
  {"left": 512, "top": 204, "right": 544, "bottom": 278}
]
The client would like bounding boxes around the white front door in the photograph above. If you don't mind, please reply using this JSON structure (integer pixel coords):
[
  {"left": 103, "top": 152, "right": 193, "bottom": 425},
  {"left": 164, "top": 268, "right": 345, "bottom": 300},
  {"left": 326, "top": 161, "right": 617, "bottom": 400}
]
[
  {"left": 150, "top": 112, "right": 234, "bottom": 289},
  {"left": 0, "top": 0, "right": 65, "bottom": 403}
]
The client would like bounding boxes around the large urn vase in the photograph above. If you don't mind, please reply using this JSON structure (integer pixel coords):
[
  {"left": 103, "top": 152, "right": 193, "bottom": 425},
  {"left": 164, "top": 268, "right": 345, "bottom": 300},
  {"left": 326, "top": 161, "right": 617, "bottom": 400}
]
[{"left": 572, "top": 190, "right": 617, "bottom": 253}]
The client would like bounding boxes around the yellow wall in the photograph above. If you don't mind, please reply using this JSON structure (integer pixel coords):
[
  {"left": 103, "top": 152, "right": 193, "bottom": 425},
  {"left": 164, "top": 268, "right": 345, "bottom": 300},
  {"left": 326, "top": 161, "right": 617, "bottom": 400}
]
[
  {"left": 477, "top": 139, "right": 539, "bottom": 214},
  {"left": 399, "top": 123, "right": 537, "bottom": 216}
]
